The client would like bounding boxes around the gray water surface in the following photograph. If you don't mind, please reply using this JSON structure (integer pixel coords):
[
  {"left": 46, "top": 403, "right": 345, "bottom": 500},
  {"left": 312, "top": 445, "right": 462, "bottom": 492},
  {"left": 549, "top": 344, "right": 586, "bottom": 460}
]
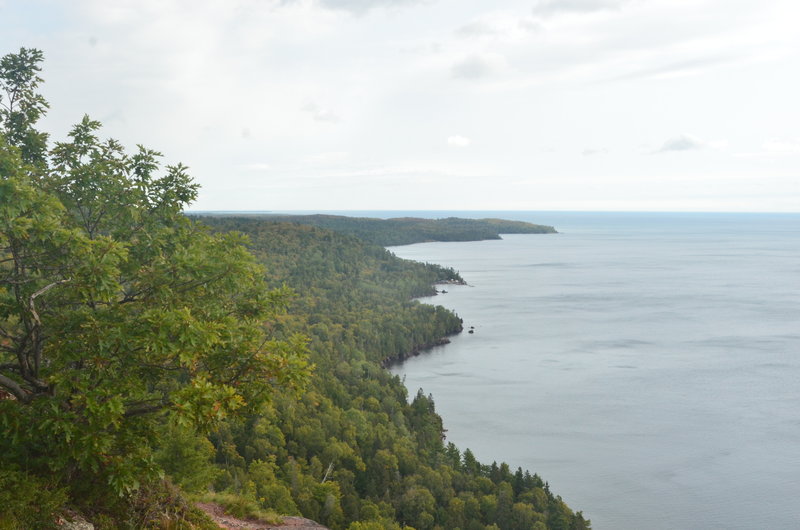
[{"left": 388, "top": 212, "right": 800, "bottom": 530}]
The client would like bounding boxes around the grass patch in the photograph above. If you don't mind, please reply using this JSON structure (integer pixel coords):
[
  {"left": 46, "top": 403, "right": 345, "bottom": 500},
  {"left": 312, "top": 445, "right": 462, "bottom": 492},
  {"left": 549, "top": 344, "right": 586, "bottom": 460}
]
[{"left": 196, "top": 492, "right": 283, "bottom": 525}]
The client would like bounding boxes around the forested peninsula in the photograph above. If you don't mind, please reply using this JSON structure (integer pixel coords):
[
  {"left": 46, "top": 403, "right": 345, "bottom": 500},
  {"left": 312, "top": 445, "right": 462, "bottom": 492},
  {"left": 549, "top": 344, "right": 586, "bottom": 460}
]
[
  {"left": 194, "top": 213, "right": 557, "bottom": 246},
  {"left": 1, "top": 48, "right": 588, "bottom": 529}
]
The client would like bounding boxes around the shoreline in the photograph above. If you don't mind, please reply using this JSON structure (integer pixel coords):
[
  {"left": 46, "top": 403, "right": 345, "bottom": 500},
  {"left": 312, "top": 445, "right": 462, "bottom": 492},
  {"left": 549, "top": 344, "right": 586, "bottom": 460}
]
[{"left": 380, "top": 330, "right": 462, "bottom": 368}]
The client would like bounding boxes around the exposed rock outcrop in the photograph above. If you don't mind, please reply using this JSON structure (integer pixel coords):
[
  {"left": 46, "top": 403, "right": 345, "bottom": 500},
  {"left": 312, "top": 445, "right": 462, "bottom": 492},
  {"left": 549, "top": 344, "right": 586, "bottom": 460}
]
[{"left": 57, "top": 513, "right": 94, "bottom": 530}]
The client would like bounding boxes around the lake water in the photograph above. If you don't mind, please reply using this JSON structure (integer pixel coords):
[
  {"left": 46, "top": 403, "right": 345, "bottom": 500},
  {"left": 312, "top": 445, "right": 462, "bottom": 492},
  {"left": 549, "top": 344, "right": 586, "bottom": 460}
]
[{"left": 387, "top": 212, "right": 800, "bottom": 530}]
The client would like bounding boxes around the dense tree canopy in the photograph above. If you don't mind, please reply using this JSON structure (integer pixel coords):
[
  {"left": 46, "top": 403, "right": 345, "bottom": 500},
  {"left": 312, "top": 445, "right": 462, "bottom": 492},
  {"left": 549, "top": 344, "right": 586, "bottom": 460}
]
[
  {"left": 195, "top": 218, "right": 590, "bottom": 530},
  {"left": 0, "top": 47, "right": 49, "bottom": 166},
  {"left": 0, "top": 48, "right": 309, "bottom": 514},
  {"left": 196, "top": 214, "right": 557, "bottom": 246}
]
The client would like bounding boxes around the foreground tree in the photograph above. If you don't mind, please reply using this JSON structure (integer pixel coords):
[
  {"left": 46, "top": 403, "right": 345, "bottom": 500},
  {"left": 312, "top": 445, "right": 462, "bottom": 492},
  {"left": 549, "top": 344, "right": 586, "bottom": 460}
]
[
  {"left": 0, "top": 47, "right": 48, "bottom": 166},
  {"left": 0, "top": 48, "right": 310, "bottom": 507}
]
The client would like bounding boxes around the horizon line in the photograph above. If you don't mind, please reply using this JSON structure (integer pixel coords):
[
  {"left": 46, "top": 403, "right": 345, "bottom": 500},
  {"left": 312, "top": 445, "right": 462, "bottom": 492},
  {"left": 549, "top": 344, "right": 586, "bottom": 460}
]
[{"left": 186, "top": 209, "right": 800, "bottom": 214}]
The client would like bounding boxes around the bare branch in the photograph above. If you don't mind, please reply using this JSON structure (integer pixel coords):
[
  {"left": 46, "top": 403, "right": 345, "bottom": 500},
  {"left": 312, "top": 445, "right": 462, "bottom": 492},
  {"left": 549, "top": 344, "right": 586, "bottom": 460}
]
[
  {"left": 322, "top": 461, "right": 335, "bottom": 483},
  {"left": 29, "top": 277, "right": 72, "bottom": 318}
]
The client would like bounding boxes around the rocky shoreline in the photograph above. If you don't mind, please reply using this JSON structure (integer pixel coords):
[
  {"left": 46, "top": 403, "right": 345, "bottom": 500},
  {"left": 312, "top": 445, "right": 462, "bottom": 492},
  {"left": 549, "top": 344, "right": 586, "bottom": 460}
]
[{"left": 381, "top": 331, "right": 461, "bottom": 368}]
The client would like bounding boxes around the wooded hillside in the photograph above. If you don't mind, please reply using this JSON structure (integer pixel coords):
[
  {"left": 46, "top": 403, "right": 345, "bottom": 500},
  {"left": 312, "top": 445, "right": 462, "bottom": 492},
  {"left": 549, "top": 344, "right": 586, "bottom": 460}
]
[{"left": 194, "top": 214, "right": 557, "bottom": 246}]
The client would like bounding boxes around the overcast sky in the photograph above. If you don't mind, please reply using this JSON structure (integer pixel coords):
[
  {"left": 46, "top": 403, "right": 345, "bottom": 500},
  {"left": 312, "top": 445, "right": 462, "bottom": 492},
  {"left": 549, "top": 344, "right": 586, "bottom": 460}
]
[{"left": 2, "top": 0, "right": 799, "bottom": 211}]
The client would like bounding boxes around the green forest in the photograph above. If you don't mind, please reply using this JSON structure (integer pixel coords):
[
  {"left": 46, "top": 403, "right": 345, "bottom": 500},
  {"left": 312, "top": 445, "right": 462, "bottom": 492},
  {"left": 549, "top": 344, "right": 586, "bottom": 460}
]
[
  {"left": 0, "top": 49, "right": 588, "bottom": 529},
  {"left": 194, "top": 214, "right": 556, "bottom": 247}
]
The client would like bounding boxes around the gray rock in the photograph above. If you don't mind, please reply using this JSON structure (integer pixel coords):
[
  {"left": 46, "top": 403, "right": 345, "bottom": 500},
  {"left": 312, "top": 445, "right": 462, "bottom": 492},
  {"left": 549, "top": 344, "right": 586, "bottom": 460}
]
[{"left": 59, "top": 514, "right": 94, "bottom": 530}]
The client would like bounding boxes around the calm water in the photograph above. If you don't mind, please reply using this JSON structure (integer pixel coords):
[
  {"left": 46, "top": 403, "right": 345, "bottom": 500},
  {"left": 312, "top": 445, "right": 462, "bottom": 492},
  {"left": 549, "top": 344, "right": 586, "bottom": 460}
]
[{"left": 387, "top": 212, "right": 800, "bottom": 530}]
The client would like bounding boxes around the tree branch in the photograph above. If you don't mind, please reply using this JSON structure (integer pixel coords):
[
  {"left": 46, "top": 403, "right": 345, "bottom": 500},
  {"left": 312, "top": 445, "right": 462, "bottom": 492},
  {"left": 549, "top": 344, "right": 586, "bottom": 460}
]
[
  {"left": 28, "top": 277, "right": 70, "bottom": 376},
  {"left": 123, "top": 402, "right": 169, "bottom": 418},
  {"left": 0, "top": 372, "right": 30, "bottom": 403},
  {"left": 29, "top": 277, "right": 72, "bottom": 320}
]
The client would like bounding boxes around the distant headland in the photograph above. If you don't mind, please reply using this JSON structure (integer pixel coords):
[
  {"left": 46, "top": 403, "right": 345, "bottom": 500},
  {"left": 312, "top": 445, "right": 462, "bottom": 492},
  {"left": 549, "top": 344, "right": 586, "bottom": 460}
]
[{"left": 189, "top": 213, "right": 557, "bottom": 246}]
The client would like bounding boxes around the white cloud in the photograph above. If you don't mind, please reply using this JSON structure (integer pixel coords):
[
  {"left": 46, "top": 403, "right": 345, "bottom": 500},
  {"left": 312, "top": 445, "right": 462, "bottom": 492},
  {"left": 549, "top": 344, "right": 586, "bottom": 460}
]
[
  {"left": 707, "top": 139, "right": 729, "bottom": 151},
  {"left": 447, "top": 135, "right": 471, "bottom": 147},
  {"left": 302, "top": 103, "right": 340, "bottom": 123},
  {"left": 451, "top": 53, "right": 507, "bottom": 79},
  {"left": 763, "top": 137, "right": 800, "bottom": 154},
  {"left": 655, "top": 134, "right": 706, "bottom": 153},
  {"left": 455, "top": 13, "right": 543, "bottom": 41},
  {"left": 653, "top": 134, "right": 728, "bottom": 154},
  {"left": 240, "top": 163, "right": 272, "bottom": 171},
  {"left": 455, "top": 21, "right": 499, "bottom": 39},
  {"left": 582, "top": 147, "right": 608, "bottom": 156},
  {"left": 531, "top": 0, "right": 628, "bottom": 17},
  {"left": 608, "top": 56, "right": 732, "bottom": 82},
  {"left": 308, "top": 151, "right": 350, "bottom": 164},
  {"left": 315, "top": 0, "right": 425, "bottom": 15},
  {"left": 518, "top": 17, "right": 544, "bottom": 33}
]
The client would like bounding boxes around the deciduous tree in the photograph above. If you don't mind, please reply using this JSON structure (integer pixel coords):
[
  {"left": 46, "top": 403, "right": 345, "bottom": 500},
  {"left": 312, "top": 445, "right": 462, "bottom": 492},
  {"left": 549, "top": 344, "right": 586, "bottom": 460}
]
[{"left": 0, "top": 48, "right": 310, "bottom": 497}]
